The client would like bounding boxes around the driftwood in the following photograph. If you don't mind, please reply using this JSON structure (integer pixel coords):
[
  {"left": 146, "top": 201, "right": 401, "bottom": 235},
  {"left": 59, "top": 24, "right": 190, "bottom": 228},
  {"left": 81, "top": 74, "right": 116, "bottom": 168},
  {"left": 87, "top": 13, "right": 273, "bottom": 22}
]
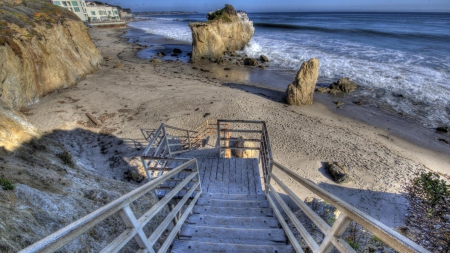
[{"left": 86, "top": 113, "right": 100, "bottom": 126}]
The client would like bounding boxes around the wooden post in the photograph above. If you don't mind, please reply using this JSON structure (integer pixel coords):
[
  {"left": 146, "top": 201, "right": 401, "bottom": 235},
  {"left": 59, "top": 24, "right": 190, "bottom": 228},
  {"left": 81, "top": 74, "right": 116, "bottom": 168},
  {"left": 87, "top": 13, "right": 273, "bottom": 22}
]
[{"left": 225, "top": 123, "right": 231, "bottom": 158}]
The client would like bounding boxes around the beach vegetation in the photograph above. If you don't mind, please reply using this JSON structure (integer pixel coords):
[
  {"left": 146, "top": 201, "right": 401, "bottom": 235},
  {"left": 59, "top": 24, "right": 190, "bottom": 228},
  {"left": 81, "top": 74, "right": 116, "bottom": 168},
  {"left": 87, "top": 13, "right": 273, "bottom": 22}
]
[
  {"left": 0, "top": 177, "right": 15, "bottom": 190},
  {"left": 405, "top": 171, "right": 449, "bottom": 252},
  {"left": 206, "top": 4, "right": 235, "bottom": 23},
  {"left": 57, "top": 150, "right": 75, "bottom": 168}
]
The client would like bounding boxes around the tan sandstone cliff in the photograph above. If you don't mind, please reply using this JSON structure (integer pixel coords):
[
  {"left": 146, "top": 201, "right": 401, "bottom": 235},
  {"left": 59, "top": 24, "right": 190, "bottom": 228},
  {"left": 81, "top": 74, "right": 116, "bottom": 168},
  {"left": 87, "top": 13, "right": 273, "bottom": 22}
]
[
  {"left": 189, "top": 5, "right": 254, "bottom": 62},
  {"left": 0, "top": 0, "right": 101, "bottom": 150},
  {"left": 0, "top": 3, "right": 101, "bottom": 109}
]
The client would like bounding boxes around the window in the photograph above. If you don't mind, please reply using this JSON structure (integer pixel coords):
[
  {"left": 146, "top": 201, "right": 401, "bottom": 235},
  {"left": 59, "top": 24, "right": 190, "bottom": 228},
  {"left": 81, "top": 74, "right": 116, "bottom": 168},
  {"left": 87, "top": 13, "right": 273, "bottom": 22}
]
[
  {"left": 71, "top": 1, "right": 78, "bottom": 6},
  {"left": 114, "top": 10, "right": 117, "bottom": 14},
  {"left": 74, "top": 7, "right": 80, "bottom": 12},
  {"left": 108, "top": 11, "right": 111, "bottom": 15},
  {"left": 62, "top": 1, "right": 67, "bottom": 6},
  {"left": 69, "top": 7, "right": 73, "bottom": 11},
  {"left": 91, "top": 11, "right": 96, "bottom": 15},
  {"left": 53, "top": 1, "right": 61, "bottom": 5}
]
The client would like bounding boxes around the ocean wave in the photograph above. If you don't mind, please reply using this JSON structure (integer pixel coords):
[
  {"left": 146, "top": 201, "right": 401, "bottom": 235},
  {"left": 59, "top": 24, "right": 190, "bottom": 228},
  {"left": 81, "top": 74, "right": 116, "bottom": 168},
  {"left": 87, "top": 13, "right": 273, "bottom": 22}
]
[{"left": 254, "top": 23, "right": 450, "bottom": 42}]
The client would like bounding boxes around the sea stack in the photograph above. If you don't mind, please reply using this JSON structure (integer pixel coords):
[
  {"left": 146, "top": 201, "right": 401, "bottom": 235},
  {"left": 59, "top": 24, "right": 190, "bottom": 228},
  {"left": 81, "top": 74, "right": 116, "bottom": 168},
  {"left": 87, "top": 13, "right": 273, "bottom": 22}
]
[
  {"left": 189, "top": 4, "right": 254, "bottom": 62},
  {"left": 286, "top": 58, "right": 320, "bottom": 105}
]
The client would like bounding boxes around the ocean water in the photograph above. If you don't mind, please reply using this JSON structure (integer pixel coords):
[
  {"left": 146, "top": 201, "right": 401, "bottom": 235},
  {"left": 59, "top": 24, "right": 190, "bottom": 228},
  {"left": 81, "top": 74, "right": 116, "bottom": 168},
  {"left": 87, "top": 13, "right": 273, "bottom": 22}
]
[{"left": 129, "top": 12, "right": 450, "bottom": 127}]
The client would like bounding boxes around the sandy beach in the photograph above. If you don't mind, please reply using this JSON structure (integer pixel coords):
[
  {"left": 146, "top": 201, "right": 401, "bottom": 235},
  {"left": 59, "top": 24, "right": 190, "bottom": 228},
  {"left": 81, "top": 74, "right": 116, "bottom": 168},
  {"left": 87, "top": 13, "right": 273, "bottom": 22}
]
[{"left": 23, "top": 26, "right": 450, "bottom": 230}]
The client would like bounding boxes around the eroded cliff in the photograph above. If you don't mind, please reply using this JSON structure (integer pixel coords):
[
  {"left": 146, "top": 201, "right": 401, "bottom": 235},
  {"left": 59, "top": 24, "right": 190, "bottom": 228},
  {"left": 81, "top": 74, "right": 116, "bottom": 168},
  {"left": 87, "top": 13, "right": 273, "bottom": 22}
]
[
  {"left": 189, "top": 4, "right": 254, "bottom": 62},
  {"left": 0, "top": 1, "right": 102, "bottom": 109}
]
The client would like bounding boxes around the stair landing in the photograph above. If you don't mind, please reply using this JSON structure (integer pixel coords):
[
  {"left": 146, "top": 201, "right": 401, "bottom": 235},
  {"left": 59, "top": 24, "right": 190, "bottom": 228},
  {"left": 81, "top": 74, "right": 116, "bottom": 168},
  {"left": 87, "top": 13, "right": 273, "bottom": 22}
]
[{"left": 157, "top": 157, "right": 263, "bottom": 197}]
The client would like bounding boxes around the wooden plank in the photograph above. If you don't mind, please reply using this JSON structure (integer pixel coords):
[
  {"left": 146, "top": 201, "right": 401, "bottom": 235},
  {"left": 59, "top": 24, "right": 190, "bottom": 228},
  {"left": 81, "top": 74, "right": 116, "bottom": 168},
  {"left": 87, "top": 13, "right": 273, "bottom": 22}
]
[
  {"left": 228, "top": 158, "right": 238, "bottom": 194},
  {"left": 222, "top": 158, "right": 230, "bottom": 194},
  {"left": 241, "top": 158, "right": 249, "bottom": 194},
  {"left": 208, "top": 158, "right": 219, "bottom": 193},
  {"left": 171, "top": 241, "right": 294, "bottom": 253},
  {"left": 248, "top": 158, "right": 256, "bottom": 195},
  {"left": 179, "top": 225, "right": 284, "bottom": 242},
  {"left": 252, "top": 158, "right": 263, "bottom": 194},
  {"left": 201, "top": 158, "right": 212, "bottom": 193},
  {"left": 216, "top": 158, "right": 224, "bottom": 193},
  {"left": 235, "top": 159, "right": 243, "bottom": 194},
  {"left": 187, "top": 214, "right": 278, "bottom": 228}
]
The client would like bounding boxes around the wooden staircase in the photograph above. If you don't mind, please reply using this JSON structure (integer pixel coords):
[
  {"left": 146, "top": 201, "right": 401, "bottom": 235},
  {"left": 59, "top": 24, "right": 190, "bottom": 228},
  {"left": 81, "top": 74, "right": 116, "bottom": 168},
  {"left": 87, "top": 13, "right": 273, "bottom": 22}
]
[{"left": 171, "top": 193, "right": 294, "bottom": 253}]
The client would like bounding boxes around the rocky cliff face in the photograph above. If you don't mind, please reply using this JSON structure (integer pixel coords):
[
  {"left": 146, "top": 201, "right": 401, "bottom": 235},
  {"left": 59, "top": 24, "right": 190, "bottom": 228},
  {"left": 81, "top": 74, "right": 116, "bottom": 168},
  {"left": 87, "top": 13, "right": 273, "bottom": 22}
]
[
  {"left": 189, "top": 5, "right": 254, "bottom": 62},
  {"left": 0, "top": 1, "right": 102, "bottom": 109}
]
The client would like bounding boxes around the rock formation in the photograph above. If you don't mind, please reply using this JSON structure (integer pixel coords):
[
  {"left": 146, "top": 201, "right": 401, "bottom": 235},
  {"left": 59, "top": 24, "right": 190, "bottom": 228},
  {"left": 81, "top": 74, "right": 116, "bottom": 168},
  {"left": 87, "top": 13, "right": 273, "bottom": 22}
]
[
  {"left": 0, "top": 2, "right": 102, "bottom": 109},
  {"left": 325, "top": 162, "right": 352, "bottom": 184},
  {"left": 189, "top": 5, "right": 254, "bottom": 62},
  {"left": 330, "top": 77, "right": 358, "bottom": 93},
  {"left": 233, "top": 136, "right": 256, "bottom": 158},
  {"left": 286, "top": 58, "right": 320, "bottom": 105}
]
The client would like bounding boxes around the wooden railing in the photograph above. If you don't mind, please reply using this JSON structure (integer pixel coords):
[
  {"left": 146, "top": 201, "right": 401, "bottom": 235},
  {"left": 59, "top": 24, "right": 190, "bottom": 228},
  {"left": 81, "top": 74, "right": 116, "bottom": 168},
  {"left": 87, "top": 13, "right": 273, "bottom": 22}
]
[
  {"left": 140, "top": 124, "right": 201, "bottom": 179},
  {"left": 214, "top": 119, "right": 428, "bottom": 253},
  {"left": 19, "top": 158, "right": 202, "bottom": 253}
]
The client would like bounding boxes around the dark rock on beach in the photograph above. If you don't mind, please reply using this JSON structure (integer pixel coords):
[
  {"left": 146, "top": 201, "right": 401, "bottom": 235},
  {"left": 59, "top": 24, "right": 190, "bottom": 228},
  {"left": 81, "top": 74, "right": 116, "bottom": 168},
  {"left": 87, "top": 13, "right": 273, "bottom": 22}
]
[
  {"left": 316, "top": 87, "right": 330, "bottom": 93},
  {"left": 260, "top": 54, "right": 270, "bottom": 63},
  {"left": 330, "top": 77, "right": 357, "bottom": 93},
  {"left": 173, "top": 48, "right": 182, "bottom": 54},
  {"left": 156, "top": 51, "right": 166, "bottom": 57},
  {"left": 325, "top": 162, "right": 352, "bottom": 184},
  {"left": 436, "top": 126, "right": 450, "bottom": 133},
  {"left": 244, "top": 58, "right": 259, "bottom": 66}
]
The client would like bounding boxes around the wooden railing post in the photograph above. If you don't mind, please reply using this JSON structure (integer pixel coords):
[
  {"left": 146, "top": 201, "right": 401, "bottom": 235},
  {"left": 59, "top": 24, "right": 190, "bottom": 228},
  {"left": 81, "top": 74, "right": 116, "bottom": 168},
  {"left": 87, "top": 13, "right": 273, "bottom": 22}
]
[
  {"left": 118, "top": 205, "right": 155, "bottom": 253},
  {"left": 187, "top": 130, "right": 192, "bottom": 150},
  {"left": 317, "top": 214, "right": 354, "bottom": 253}
]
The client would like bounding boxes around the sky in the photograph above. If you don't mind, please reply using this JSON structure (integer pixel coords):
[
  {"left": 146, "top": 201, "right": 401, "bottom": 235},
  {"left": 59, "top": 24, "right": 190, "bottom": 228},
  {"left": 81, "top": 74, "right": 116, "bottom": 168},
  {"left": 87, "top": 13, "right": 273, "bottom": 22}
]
[{"left": 100, "top": 0, "right": 450, "bottom": 13}]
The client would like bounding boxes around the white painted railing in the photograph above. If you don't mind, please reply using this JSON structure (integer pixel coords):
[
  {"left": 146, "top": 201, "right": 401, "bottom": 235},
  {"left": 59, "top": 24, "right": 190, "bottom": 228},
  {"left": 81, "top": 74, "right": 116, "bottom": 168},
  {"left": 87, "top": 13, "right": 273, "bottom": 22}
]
[
  {"left": 213, "top": 119, "right": 429, "bottom": 253},
  {"left": 19, "top": 158, "right": 202, "bottom": 253},
  {"left": 140, "top": 124, "right": 202, "bottom": 179},
  {"left": 265, "top": 161, "right": 429, "bottom": 253}
]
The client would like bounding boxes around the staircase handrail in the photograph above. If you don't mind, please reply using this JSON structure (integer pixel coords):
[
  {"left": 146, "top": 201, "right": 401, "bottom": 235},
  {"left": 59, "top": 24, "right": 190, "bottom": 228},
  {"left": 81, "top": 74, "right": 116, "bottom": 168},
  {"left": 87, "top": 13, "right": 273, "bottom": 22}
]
[
  {"left": 19, "top": 158, "right": 202, "bottom": 253},
  {"left": 213, "top": 119, "right": 428, "bottom": 252}
]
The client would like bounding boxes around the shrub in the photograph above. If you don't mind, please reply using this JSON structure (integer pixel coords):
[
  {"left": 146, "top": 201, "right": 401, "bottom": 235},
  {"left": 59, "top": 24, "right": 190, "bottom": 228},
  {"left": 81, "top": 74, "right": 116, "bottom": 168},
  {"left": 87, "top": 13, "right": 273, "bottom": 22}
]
[
  {"left": 0, "top": 177, "right": 15, "bottom": 190},
  {"left": 405, "top": 171, "right": 450, "bottom": 252},
  {"left": 57, "top": 150, "right": 75, "bottom": 168}
]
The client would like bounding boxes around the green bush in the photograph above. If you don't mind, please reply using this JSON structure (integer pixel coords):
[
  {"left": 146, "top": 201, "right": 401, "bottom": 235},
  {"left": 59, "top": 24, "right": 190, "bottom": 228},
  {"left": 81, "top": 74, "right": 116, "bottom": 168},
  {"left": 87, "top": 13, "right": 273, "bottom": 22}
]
[
  {"left": 57, "top": 150, "right": 75, "bottom": 168},
  {"left": 0, "top": 177, "right": 15, "bottom": 190}
]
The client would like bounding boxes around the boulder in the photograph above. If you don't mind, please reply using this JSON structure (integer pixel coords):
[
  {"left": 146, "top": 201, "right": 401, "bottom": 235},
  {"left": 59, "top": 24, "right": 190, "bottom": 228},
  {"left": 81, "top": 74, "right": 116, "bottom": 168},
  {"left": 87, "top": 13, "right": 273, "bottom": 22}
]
[
  {"left": 330, "top": 77, "right": 357, "bottom": 93},
  {"left": 156, "top": 51, "right": 166, "bottom": 57},
  {"left": 316, "top": 87, "right": 330, "bottom": 93},
  {"left": 285, "top": 58, "right": 320, "bottom": 105},
  {"left": 233, "top": 136, "right": 255, "bottom": 158},
  {"left": 113, "top": 61, "right": 123, "bottom": 68},
  {"left": 150, "top": 58, "right": 162, "bottom": 63},
  {"left": 260, "top": 54, "right": 270, "bottom": 62},
  {"left": 244, "top": 58, "right": 258, "bottom": 66},
  {"left": 436, "top": 126, "right": 450, "bottom": 133},
  {"left": 173, "top": 48, "right": 182, "bottom": 54},
  {"left": 189, "top": 5, "right": 254, "bottom": 62},
  {"left": 124, "top": 168, "right": 144, "bottom": 183},
  {"left": 325, "top": 162, "right": 351, "bottom": 184}
]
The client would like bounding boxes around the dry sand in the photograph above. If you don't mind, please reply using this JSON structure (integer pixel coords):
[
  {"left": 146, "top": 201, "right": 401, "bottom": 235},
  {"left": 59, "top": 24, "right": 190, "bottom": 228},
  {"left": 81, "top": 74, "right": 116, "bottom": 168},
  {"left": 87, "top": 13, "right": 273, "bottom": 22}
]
[{"left": 24, "top": 27, "right": 450, "bottom": 230}]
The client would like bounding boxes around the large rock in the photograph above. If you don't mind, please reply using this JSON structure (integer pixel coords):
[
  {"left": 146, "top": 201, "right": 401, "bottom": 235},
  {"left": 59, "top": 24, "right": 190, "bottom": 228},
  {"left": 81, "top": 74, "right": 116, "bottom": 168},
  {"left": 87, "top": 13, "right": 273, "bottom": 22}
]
[
  {"left": 189, "top": 5, "right": 254, "bottom": 62},
  {"left": 244, "top": 58, "right": 258, "bottom": 66},
  {"left": 233, "top": 136, "right": 256, "bottom": 158},
  {"left": 325, "top": 162, "right": 352, "bottom": 184},
  {"left": 285, "top": 58, "right": 320, "bottom": 105},
  {"left": 330, "top": 77, "right": 357, "bottom": 93},
  {"left": 0, "top": 4, "right": 102, "bottom": 109}
]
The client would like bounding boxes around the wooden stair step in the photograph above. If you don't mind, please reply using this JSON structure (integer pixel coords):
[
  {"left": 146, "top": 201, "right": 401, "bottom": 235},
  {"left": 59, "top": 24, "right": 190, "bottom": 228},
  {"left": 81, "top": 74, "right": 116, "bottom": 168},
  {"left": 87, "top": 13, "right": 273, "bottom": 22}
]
[
  {"left": 179, "top": 225, "right": 287, "bottom": 244},
  {"left": 171, "top": 240, "right": 294, "bottom": 253},
  {"left": 201, "top": 193, "right": 266, "bottom": 201},
  {"left": 193, "top": 206, "right": 273, "bottom": 217},
  {"left": 187, "top": 214, "right": 279, "bottom": 228},
  {"left": 197, "top": 198, "right": 269, "bottom": 208}
]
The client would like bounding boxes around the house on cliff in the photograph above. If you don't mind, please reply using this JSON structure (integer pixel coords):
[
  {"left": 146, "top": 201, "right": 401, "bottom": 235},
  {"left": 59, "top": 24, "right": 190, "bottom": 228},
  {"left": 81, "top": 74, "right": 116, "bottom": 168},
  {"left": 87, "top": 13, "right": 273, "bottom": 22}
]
[{"left": 50, "top": 0, "right": 121, "bottom": 22}]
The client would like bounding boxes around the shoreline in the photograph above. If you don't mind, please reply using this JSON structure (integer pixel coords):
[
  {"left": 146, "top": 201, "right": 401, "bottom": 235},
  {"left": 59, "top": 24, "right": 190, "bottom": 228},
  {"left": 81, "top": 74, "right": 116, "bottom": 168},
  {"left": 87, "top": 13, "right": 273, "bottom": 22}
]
[
  {"left": 24, "top": 26, "right": 450, "bottom": 230},
  {"left": 124, "top": 23, "right": 450, "bottom": 176}
]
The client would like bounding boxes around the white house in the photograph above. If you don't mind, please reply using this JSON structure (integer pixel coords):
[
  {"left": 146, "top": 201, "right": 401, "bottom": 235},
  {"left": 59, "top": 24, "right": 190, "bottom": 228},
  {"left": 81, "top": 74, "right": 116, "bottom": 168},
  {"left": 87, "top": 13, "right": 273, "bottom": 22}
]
[
  {"left": 51, "top": 0, "right": 89, "bottom": 21},
  {"left": 50, "top": 0, "right": 121, "bottom": 22},
  {"left": 85, "top": 2, "right": 120, "bottom": 21}
]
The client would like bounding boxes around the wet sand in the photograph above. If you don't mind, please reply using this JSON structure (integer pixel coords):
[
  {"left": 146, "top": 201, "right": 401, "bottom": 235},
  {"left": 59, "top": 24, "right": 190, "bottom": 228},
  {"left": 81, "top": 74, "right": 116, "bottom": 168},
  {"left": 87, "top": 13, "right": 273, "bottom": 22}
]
[{"left": 25, "top": 27, "right": 450, "bottom": 229}]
